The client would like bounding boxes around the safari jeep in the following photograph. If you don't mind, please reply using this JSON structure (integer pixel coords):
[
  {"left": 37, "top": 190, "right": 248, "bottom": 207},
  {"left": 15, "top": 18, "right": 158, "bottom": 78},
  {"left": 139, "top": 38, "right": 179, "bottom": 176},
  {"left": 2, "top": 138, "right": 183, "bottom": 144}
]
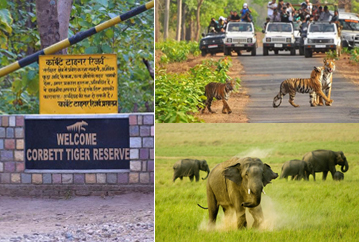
[
  {"left": 262, "top": 22, "right": 296, "bottom": 56},
  {"left": 338, "top": 11, "right": 359, "bottom": 49},
  {"left": 304, "top": 22, "right": 341, "bottom": 58},
  {"left": 223, "top": 22, "right": 257, "bottom": 56},
  {"left": 199, "top": 31, "right": 225, "bottom": 56}
]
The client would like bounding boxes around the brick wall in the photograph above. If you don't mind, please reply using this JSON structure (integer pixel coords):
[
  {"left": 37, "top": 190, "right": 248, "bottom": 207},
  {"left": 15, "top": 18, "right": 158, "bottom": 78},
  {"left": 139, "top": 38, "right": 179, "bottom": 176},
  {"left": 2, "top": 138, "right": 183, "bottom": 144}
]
[{"left": 0, "top": 114, "right": 154, "bottom": 197}]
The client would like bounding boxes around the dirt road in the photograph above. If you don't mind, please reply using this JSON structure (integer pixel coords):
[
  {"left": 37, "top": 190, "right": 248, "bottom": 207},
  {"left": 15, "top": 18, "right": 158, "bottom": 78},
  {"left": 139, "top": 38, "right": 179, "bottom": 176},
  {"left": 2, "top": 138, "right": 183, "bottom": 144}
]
[
  {"left": 0, "top": 193, "right": 153, "bottom": 241},
  {"left": 238, "top": 47, "right": 359, "bottom": 123}
]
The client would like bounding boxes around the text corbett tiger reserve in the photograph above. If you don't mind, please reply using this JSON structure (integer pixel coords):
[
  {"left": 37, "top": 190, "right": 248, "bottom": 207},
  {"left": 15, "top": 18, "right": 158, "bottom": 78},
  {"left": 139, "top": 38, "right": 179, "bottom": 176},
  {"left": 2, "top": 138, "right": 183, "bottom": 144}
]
[{"left": 26, "top": 131, "right": 130, "bottom": 161}]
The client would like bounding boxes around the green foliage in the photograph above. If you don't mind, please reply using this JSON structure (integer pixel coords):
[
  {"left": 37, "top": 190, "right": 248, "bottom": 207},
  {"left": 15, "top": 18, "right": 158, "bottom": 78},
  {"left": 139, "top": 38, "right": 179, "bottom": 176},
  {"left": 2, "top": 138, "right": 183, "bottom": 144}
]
[
  {"left": 156, "top": 40, "right": 200, "bottom": 63},
  {"left": 349, "top": 47, "right": 359, "bottom": 63},
  {"left": 156, "top": 123, "right": 359, "bottom": 242},
  {"left": 0, "top": 0, "right": 153, "bottom": 114},
  {"left": 155, "top": 57, "right": 240, "bottom": 123}
]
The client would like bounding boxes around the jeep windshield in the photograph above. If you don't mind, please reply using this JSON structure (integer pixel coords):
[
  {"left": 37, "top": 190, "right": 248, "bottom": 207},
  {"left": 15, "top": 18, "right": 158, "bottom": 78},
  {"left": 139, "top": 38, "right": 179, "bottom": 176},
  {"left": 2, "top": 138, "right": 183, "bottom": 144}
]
[
  {"left": 309, "top": 23, "right": 335, "bottom": 33},
  {"left": 339, "top": 19, "right": 359, "bottom": 31},
  {"left": 227, "top": 23, "right": 253, "bottom": 32},
  {"left": 267, "top": 23, "right": 293, "bottom": 32}
]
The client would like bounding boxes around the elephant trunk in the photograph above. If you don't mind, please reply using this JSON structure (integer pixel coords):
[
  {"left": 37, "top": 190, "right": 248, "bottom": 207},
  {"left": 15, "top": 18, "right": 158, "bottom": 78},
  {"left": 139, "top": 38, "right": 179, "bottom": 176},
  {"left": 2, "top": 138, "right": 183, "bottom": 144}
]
[
  {"left": 341, "top": 160, "right": 349, "bottom": 172},
  {"left": 242, "top": 184, "right": 262, "bottom": 208},
  {"left": 202, "top": 169, "right": 210, "bottom": 180}
]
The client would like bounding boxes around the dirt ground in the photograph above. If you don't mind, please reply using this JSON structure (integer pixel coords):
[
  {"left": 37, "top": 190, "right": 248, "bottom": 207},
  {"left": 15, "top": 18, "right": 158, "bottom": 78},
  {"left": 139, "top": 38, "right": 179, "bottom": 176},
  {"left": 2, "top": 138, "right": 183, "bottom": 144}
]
[
  {"left": 159, "top": 53, "right": 249, "bottom": 123},
  {"left": 0, "top": 193, "right": 154, "bottom": 241},
  {"left": 335, "top": 53, "right": 359, "bottom": 86}
]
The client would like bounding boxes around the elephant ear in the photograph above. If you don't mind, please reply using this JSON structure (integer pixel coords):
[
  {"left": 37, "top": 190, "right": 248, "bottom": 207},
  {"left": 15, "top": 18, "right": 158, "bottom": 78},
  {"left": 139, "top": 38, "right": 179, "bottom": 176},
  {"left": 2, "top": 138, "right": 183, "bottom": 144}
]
[
  {"left": 263, "top": 164, "right": 278, "bottom": 187},
  {"left": 223, "top": 163, "right": 242, "bottom": 186}
]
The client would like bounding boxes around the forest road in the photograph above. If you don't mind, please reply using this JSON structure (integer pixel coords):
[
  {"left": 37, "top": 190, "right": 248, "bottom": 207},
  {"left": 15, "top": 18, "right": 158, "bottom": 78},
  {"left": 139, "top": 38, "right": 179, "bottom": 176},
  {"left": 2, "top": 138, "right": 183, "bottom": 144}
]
[{"left": 237, "top": 47, "right": 359, "bottom": 123}]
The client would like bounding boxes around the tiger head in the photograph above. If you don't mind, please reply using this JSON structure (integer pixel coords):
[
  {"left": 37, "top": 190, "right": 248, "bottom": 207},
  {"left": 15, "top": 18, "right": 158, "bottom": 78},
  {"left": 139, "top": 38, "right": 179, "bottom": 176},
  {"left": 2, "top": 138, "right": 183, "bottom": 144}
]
[
  {"left": 225, "top": 79, "right": 236, "bottom": 91},
  {"left": 311, "top": 66, "right": 324, "bottom": 80},
  {"left": 323, "top": 58, "right": 336, "bottom": 73}
]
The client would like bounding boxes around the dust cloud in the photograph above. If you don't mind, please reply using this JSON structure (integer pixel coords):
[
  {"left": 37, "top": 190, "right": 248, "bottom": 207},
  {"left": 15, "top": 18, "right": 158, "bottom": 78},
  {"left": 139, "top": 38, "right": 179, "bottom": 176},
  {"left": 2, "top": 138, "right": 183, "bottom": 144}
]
[
  {"left": 235, "top": 148, "right": 275, "bottom": 159},
  {"left": 198, "top": 195, "right": 299, "bottom": 232}
]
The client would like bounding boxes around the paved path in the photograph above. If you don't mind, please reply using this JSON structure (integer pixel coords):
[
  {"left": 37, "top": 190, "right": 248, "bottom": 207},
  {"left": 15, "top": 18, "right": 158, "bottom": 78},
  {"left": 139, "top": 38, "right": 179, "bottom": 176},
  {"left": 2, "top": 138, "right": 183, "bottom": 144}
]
[{"left": 238, "top": 47, "right": 359, "bottom": 123}]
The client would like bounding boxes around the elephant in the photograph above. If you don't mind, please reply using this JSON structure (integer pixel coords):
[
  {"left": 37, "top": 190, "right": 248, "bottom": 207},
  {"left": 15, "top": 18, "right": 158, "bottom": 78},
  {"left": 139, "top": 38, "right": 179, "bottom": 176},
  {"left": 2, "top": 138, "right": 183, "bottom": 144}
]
[
  {"left": 280, "top": 159, "right": 313, "bottom": 181},
  {"left": 334, "top": 171, "right": 344, "bottom": 181},
  {"left": 203, "top": 157, "right": 278, "bottom": 229},
  {"left": 173, "top": 159, "right": 210, "bottom": 182},
  {"left": 302, "top": 149, "right": 349, "bottom": 181}
]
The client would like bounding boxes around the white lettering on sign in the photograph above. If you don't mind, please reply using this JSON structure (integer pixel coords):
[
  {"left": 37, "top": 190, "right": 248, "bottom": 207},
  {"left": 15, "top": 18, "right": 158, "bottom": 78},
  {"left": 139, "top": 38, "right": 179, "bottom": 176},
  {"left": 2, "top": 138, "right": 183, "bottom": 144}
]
[{"left": 56, "top": 133, "right": 97, "bottom": 145}]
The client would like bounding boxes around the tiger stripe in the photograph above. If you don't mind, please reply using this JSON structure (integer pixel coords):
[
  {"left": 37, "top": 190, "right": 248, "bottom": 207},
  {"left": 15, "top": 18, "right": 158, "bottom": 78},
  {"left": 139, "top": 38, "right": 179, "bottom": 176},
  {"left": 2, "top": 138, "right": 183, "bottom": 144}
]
[
  {"left": 202, "top": 79, "right": 235, "bottom": 114},
  {"left": 273, "top": 66, "right": 333, "bottom": 108}
]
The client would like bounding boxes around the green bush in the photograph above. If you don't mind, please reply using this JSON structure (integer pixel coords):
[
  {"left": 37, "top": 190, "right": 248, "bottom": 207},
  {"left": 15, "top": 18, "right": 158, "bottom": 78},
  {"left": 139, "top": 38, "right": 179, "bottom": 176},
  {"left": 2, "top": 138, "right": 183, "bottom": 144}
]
[
  {"left": 155, "top": 57, "right": 240, "bottom": 123},
  {"left": 156, "top": 40, "right": 200, "bottom": 63}
]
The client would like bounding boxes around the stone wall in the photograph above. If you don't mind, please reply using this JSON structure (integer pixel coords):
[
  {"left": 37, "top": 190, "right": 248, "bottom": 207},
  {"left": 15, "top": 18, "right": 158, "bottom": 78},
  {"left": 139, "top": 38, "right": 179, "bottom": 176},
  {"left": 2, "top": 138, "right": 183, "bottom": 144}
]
[{"left": 0, "top": 114, "right": 154, "bottom": 197}]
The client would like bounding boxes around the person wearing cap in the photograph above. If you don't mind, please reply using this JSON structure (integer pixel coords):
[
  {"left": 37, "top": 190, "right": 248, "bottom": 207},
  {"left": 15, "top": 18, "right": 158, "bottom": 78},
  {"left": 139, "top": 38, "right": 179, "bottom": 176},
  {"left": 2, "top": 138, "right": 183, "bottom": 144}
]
[
  {"left": 216, "top": 18, "right": 226, "bottom": 32},
  {"left": 241, "top": 3, "right": 253, "bottom": 22},
  {"left": 270, "top": 9, "right": 281, "bottom": 22},
  {"left": 267, "top": 0, "right": 277, "bottom": 18},
  {"left": 319, "top": 6, "right": 333, "bottom": 21},
  {"left": 281, "top": 6, "right": 290, "bottom": 22}
]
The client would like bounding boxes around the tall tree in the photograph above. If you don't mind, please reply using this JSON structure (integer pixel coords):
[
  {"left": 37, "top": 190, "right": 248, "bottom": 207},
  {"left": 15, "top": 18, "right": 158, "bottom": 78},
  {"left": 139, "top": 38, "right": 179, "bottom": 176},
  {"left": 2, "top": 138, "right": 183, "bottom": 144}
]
[
  {"left": 195, "top": 0, "right": 204, "bottom": 41},
  {"left": 176, "top": 0, "right": 182, "bottom": 41},
  {"left": 164, "top": 0, "right": 170, "bottom": 40},
  {"left": 35, "top": 0, "right": 72, "bottom": 54},
  {"left": 155, "top": 0, "right": 160, "bottom": 41}
]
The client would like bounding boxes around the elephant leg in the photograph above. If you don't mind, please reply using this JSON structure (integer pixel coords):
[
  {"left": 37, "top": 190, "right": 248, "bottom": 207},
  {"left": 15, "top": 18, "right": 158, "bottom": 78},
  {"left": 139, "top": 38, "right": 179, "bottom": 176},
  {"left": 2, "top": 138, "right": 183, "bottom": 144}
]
[
  {"left": 173, "top": 174, "right": 177, "bottom": 182},
  {"left": 236, "top": 210, "right": 247, "bottom": 229},
  {"left": 330, "top": 169, "right": 336, "bottom": 180},
  {"left": 291, "top": 176, "right": 295, "bottom": 180},
  {"left": 195, "top": 173, "right": 200, "bottom": 182},
  {"left": 312, "top": 172, "right": 316, "bottom": 181},
  {"left": 189, "top": 175, "right": 194, "bottom": 182},
  {"left": 180, "top": 176, "right": 183, "bottom": 180},
  {"left": 249, "top": 205, "right": 264, "bottom": 228},
  {"left": 322, "top": 171, "right": 328, "bottom": 181},
  {"left": 207, "top": 189, "right": 219, "bottom": 228}
]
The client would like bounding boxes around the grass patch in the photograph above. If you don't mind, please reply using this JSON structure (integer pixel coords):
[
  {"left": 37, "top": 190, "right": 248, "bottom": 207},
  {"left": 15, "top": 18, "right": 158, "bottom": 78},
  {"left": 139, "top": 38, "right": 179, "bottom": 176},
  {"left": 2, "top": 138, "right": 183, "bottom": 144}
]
[{"left": 155, "top": 123, "right": 359, "bottom": 242}]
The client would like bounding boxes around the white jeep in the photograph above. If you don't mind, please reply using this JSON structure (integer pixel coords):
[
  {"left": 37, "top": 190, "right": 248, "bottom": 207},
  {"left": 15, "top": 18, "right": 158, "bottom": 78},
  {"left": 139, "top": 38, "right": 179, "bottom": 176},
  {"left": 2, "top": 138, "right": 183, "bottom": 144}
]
[
  {"left": 338, "top": 11, "right": 359, "bottom": 49},
  {"left": 223, "top": 22, "right": 257, "bottom": 56},
  {"left": 262, "top": 22, "right": 296, "bottom": 56},
  {"left": 304, "top": 22, "right": 341, "bottom": 58}
]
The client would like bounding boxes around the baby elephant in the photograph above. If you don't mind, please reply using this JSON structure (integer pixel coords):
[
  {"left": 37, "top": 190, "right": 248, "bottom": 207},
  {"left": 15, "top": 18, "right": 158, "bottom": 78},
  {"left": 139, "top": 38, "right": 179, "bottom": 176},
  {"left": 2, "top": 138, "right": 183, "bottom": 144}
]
[
  {"left": 173, "top": 159, "right": 210, "bottom": 182},
  {"left": 334, "top": 171, "right": 344, "bottom": 181},
  {"left": 280, "top": 159, "right": 312, "bottom": 181}
]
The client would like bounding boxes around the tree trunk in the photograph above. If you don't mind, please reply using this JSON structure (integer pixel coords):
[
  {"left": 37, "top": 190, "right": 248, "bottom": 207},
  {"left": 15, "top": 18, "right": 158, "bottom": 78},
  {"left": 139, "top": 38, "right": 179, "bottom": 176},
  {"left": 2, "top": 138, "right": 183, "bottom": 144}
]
[
  {"left": 155, "top": 0, "right": 160, "bottom": 42},
  {"left": 57, "top": 0, "right": 72, "bottom": 54},
  {"left": 176, "top": 0, "right": 182, "bottom": 41},
  {"left": 181, "top": 3, "right": 186, "bottom": 41},
  {"left": 195, "top": 0, "right": 204, "bottom": 41},
  {"left": 163, "top": 0, "right": 170, "bottom": 40},
  {"left": 36, "top": 0, "right": 71, "bottom": 55}
]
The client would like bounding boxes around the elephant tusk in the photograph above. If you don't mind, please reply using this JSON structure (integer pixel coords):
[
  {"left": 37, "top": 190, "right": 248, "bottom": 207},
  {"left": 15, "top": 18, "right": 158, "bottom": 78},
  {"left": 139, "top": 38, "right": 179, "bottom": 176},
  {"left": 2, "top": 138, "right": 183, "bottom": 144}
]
[
  {"left": 262, "top": 190, "right": 266, "bottom": 195},
  {"left": 248, "top": 189, "right": 251, "bottom": 194}
]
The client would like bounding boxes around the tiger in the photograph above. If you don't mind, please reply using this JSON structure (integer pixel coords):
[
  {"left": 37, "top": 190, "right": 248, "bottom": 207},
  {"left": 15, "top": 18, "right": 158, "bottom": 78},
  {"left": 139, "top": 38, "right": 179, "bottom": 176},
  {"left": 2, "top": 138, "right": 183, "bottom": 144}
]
[
  {"left": 201, "top": 79, "right": 236, "bottom": 114},
  {"left": 312, "top": 58, "right": 335, "bottom": 106},
  {"left": 273, "top": 66, "right": 333, "bottom": 108}
]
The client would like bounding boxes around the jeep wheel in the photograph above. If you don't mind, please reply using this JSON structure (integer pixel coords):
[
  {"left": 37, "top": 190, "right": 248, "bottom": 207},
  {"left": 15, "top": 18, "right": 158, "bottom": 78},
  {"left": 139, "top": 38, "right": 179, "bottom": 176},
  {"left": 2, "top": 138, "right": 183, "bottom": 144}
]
[
  {"left": 237, "top": 51, "right": 241, "bottom": 56},
  {"left": 304, "top": 48, "right": 312, "bottom": 58},
  {"left": 274, "top": 49, "right": 279, "bottom": 55},
  {"left": 224, "top": 47, "right": 230, "bottom": 56},
  {"left": 299, "top": 46, "right": 304, "bottom": 55},
  {"left": 201, "top": 50, "right": 207, "bottom": 57},
  {"left": 263, "top": 47, "right": 268, "bottom": 56},
  {"left": 290, "top": 47, "right": 296, "bottom": 55},
  {"left": 251, "top": 47, "right": 256, "bottom": 56}
]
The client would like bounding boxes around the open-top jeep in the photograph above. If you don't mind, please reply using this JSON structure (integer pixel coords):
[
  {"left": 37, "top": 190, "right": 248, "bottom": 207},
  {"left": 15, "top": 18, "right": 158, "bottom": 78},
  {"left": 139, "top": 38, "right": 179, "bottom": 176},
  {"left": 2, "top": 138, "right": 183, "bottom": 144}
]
[
  {"left": 304, "top": 22, "right": 341, "bottom": 58},
  {"left": 262, "top": 22, "right": 296, "bottom": 56},
  {"left": 338, "top": 12, "right": 359, "bottom": 49},
  {"left": 199, "top": 31, "right": 225, "bottom": 57},
  {"left": 223, "top": 22, "right": 257, "bottom": 56}
]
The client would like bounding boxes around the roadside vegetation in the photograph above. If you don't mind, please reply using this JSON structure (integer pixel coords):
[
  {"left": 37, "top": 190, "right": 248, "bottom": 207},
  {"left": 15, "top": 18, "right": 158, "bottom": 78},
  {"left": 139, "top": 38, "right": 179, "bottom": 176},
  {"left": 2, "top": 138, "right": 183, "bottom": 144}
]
[
  {"left": 156, "top": 123, "right": 359, "bottom": 242},
  {"left": 155, "top": 41, "right": 240, "bottom": 123}
]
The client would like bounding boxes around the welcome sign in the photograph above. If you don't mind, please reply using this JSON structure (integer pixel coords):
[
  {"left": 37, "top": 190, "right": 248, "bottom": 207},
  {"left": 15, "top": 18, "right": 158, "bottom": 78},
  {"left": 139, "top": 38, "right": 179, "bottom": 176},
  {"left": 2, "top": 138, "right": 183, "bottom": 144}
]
[{"left": 25, "top": 117, "right": 130, "bottom": 170}]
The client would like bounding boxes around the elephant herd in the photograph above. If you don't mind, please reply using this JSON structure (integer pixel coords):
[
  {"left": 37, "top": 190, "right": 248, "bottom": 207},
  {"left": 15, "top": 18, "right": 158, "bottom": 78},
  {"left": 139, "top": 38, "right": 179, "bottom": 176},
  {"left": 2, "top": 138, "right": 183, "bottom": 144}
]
[
  {"left": 280, "top": 150, "right": 348, "bottom": 181},
  {"left": 172, "top": 149, "right": 349, "bottom": 229}
]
